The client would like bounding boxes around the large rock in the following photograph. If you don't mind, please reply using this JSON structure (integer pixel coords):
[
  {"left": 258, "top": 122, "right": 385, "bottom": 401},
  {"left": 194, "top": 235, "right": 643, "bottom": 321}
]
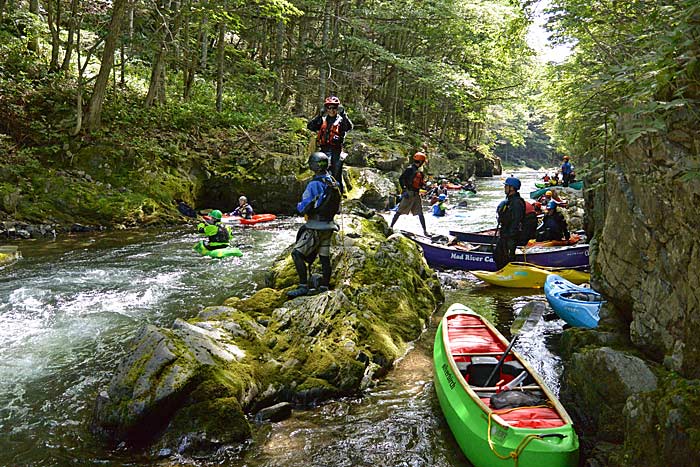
[
  {"left": 91, "top": 209, "right": 443, "bottom": 455},
  {"left": 561, "top": 346, "right": 657, "bottom": 442},
  {"left": 588, "top": 117, "right": 700, "bottom": 377}
]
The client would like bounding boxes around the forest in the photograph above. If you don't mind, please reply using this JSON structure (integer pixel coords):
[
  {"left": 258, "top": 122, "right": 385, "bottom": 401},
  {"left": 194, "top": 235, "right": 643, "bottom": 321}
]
[{"left": 1, "top": 0, "right": 696, "bottom": 224}]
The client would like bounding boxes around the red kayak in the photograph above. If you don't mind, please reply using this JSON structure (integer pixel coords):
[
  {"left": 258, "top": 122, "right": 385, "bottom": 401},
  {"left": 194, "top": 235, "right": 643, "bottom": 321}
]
[{"left": 239, "top": 214, "right": 277, "bottom": 225}]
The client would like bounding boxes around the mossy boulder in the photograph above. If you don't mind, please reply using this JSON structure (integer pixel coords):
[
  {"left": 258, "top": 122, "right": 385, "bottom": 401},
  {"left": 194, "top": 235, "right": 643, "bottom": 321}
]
[{"left": 91, "top": 209, "right": 443, "bottom": 455}]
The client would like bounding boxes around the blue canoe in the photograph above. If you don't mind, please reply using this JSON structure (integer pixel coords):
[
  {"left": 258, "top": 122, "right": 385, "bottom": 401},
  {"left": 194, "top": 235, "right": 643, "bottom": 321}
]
[{"left": 544, "top": 274, "right": 603, "bottom": 328}]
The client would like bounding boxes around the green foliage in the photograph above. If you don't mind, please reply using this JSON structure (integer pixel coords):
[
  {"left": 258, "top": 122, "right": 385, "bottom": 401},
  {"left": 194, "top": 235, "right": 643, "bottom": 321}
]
[{"left": 543, "top": 0, "right": 700, "bottom": 162}]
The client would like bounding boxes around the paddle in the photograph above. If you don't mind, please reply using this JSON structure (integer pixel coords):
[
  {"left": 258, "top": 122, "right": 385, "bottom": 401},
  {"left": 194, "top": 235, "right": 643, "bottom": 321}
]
[{"left": 484, "top": 301, "right": 545, "bottom": 387}]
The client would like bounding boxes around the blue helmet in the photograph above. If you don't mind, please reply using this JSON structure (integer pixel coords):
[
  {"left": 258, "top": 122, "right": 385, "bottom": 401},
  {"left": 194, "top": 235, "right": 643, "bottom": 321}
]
[
  {"left": 438, "top": 194, "right": 447, "bottom": 201},
  {"left": 504, "top": 177, "right": 521, "bottom": 190},
  {"left": 547, "top": 200, "right": 558, "bottom": 210}
]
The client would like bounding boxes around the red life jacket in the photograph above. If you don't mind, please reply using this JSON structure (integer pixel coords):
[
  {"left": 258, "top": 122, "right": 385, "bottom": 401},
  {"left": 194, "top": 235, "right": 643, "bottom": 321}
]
[
  {"left": 317, "top": 115, "right": 343, "bottom": 147},
  {"left": 412, "top": 171, "right": 425, "bottom": 191},
  {"left": 524, "top": 200, "right": 535, "bottom": 215}
]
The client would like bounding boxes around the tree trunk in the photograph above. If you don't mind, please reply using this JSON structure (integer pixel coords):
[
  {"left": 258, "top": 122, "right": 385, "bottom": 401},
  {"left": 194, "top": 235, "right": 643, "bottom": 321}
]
[
  {"left": 72, "top": 19, "right": 83, "bottom": 136},
  {"left": 273, "top": 19, "right": 284, "bottom": 102},
  {"left": 85, "top": 0, "right": 128, "bottom": 132},
  {"left": 28, "top": 0, "right": 39, "bottom": 52},
  {"left": 319, "top": 0, "right": 332, "bottom": 103},
  {"left": 60, "top": 0, "right": 80, "bottom": 72},
  {"left": 215, "top": 21, "right": 225, "bottom": 112},
  {"left": 200, "top": 16, "right": 209, "bottom": 71},
  {"left": 292, "top": 20, "right": 308, "bottom": 114},
  {"left": 145, "top": 45, "right": 166, "bottom": 107},
  {"left": 46, "top": 0, "right": 61, "bottom": 71}
]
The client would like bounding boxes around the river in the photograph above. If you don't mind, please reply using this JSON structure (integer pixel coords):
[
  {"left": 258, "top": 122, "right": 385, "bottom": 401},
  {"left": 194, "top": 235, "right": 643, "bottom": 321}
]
[{"left": 0, "top": 169, "right": 569, "bottom": 466}]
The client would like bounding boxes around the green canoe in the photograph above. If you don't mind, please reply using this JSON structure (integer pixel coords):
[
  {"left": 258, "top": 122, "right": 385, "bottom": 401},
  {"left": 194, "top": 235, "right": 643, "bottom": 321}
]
[
  {"left": 433, "top": 303, "right": 579, "bottom": 467},
  {"left": 193, "top": 240, "right": 242, "bottom": 258},
  {"left": 530, "top": 181, "right": 583, "bottom": 200}
]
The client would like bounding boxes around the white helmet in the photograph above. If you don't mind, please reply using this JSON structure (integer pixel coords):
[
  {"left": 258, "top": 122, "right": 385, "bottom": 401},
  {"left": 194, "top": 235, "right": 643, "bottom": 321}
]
[{"left": 239, "top": 196, "right": 247, "bottom": 203}]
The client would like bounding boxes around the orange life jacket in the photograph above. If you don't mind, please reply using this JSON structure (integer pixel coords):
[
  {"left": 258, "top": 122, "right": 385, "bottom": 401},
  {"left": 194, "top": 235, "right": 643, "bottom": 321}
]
[{"left": 317, "top": 115, "right": 343, "bottom": 147}]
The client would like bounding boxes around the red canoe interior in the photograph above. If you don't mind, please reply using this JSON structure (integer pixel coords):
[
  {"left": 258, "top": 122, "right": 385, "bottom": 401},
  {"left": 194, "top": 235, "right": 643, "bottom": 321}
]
[{"left": 446, "top": 313, "right": 566, "bottom": 429}]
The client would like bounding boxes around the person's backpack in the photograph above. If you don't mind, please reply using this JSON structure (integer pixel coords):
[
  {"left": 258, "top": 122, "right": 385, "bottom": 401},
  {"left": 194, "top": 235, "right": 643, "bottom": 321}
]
[{"left": 309, "top": 176, "right": 341, "bottom": 221}]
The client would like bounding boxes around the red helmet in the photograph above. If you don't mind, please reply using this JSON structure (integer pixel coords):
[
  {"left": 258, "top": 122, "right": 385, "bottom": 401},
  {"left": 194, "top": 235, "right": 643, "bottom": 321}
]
[
  {"left": 563, "top": 155, "right": 569, "bottom": 160},
  {"left": 413, "top": 152, "right": 427, "bottom": 162},
  {"left": 324, "top": 96, "right": 341, "bottom": 107}
]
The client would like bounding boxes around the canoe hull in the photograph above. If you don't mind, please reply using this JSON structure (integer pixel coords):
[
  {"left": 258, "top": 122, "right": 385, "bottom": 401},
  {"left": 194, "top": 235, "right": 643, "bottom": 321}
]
[
  {"left": 433, "top": 304, "right": 579, "bottom": 467},
  {"left": 544, "top": 275, "right": 602, "bottom": 328},
  {"left": 193, "top": 240, "right": 242, "bottom": 258},
  {"left": 406, "top": 234, "right": 589, "bottom": 272}
]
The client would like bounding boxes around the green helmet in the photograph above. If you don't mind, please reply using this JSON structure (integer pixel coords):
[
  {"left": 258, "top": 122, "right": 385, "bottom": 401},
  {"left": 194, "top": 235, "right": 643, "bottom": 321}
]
[{"left": 210, "top": 209, "right": 223, "bottom": 220}]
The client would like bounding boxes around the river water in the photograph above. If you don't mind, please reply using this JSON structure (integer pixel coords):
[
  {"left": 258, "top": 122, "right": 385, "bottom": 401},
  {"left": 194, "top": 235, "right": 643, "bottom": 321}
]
[{"left": 0, "top": 169, "right": 569, "bottom": 467}]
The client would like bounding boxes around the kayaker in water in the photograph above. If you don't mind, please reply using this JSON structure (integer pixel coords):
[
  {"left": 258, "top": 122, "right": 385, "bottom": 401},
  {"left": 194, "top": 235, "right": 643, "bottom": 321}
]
[
  {"left": 230, "top": 195, "right": 254, "bottom": 219},
  {"left": 390, "top": 152, "right": 430, "bottom": 236},
  {"left": 537, "top": 201, "right": 570, "bottom": 242},
  {"left": 287, "top": 152, "right": 341, "bottom": 298},
  {"left": 197, "top": 210, "right": 232, "bottom": 250},
  {"left": 494, "top": 177, "right": 525, "bottom": 270},
  {"left": 432, "top": 194, "right": 447, "bottom": 217}
]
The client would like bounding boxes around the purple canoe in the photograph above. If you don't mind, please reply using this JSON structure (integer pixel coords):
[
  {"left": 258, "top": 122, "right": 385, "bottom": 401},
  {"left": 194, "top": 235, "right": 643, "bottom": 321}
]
[{"left": 403, "top": 232, "right": 589, "bottom": 272}]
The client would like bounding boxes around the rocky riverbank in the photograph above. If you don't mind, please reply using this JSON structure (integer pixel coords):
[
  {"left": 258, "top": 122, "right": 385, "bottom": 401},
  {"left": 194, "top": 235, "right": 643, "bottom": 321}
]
[{"left": 91, "top": 202, "right": 443, "bottom": 457}]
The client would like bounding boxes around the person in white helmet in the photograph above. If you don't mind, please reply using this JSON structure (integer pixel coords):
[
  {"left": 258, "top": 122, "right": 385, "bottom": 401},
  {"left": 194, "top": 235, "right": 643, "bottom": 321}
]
[{"left": 230, "top": 195, "right": 254, "bottom": 219}]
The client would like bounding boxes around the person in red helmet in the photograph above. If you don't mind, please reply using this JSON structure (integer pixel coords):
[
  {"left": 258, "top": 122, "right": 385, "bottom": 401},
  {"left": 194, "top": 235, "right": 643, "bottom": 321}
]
[
  {"left": 307, "top": 96, "right": 354, "bottom": 193},
  {"left": 390, "top": 152, "right": 430, "bottom": 236}
]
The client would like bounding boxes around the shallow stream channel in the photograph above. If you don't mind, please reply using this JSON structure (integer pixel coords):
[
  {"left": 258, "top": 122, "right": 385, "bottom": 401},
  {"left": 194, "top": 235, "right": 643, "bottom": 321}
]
[{"left": 0, "top": 170, "right": 570, "bottom": 467}]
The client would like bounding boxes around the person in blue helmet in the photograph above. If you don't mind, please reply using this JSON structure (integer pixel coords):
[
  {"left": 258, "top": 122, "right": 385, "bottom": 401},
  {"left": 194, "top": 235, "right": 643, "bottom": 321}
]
[
  {"left": 537, "top": 200, "right": 570, "bottom": 242},
  {"left": 494, "top": 177, "right": 525, "bottom": 270},
  {"left": 287, "top": 152, "right": 342, "bottom": 298},
  {"left": 432, "top": 193, "right": 448, "bottom": 217},
  {"left": 196, "top": 209, "right": 232, "bottom": 250}
]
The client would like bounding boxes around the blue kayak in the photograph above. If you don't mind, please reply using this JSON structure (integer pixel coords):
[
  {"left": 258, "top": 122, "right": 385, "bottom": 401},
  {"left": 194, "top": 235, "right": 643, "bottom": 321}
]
[
  {"left": 193, "top": 240, "right": 242, "bottom": 258},
  {"left": 544, "top": 274, "right": 604, "bottom": 328}
]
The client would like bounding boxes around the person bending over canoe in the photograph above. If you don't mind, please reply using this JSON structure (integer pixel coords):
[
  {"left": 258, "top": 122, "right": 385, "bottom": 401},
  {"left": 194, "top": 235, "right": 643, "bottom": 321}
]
[
  {"left": 494, "top": 177, "right": 525, "bottom": 270},
  {"left": 230, "top": 195, "right": 254, "bottom": 219},
  {"left": 390, "top": 152, "right": 430, "bottom": 236},
  {"left": 197, "top": 210, "right": 232, "bottom": 250},
  {"left": 537, "top": 201, "right": 570, "bottom": 242},
  {"left": 287, "top": 152, "right": 341, "bottom": 298}
]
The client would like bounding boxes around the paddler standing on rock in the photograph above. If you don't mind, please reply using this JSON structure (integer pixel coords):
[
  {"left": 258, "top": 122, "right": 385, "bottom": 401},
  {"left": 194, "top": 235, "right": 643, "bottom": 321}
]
[{"left": 287, "top": 152, "right": 342, "bottom": 298}]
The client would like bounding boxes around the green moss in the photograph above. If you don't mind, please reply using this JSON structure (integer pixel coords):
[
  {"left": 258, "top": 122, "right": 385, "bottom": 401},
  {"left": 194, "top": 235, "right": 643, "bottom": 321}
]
[
  {"left": 224, "top": 287, "right": 286, "bottom": 315},
  {"left": 166, "top": 397, "right": 251, "bottom": 447}
]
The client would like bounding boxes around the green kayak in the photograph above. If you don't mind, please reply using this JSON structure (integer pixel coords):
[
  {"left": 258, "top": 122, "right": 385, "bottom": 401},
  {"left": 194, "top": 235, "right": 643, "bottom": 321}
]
[
  {"left": 433, "top": 303, "right": 579, "bottom": 467},
  {"left": 193, "top": 240, "right": 242, "bottom": 258}
]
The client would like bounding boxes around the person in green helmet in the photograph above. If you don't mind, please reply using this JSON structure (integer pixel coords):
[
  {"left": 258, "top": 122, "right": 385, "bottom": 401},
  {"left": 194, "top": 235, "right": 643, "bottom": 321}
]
[{"left": 197, "top": 209, "right": 232, "bottom": 250}]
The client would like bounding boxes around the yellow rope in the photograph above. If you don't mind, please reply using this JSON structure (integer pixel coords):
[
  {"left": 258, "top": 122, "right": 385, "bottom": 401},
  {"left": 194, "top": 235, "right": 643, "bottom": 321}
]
[{"left": 486, "top": 405, "right": 551, "bottom": 467}]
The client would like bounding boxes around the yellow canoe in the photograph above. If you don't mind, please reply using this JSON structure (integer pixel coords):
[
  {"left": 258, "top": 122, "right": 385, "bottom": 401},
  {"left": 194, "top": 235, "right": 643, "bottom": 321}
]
[{"left": 472, "top": 262, "right": 590, "bottom": 288}]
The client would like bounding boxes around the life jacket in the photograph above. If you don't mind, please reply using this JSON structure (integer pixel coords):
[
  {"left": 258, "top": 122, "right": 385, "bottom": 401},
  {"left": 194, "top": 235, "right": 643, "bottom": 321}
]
[
  {"left": 518, "top": 201, "right": 538, "bottom": 245},
  {"left": 317, "top": 115, "right": 344, "bottom": 147},
  {"left": 307, "top": 175, "right": 341, "bottom": 222},
  {"left": 411, "top": 171, "right": 426, "bottom": 191},
  {"left": 209, "top": 224, "right": 230, "bottom": 244}
]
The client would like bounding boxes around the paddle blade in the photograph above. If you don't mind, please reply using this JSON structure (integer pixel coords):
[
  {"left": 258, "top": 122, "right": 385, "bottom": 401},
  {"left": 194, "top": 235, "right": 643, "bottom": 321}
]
[{"left": 510, "top": 302, "right": 545, "bottom": 335}]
